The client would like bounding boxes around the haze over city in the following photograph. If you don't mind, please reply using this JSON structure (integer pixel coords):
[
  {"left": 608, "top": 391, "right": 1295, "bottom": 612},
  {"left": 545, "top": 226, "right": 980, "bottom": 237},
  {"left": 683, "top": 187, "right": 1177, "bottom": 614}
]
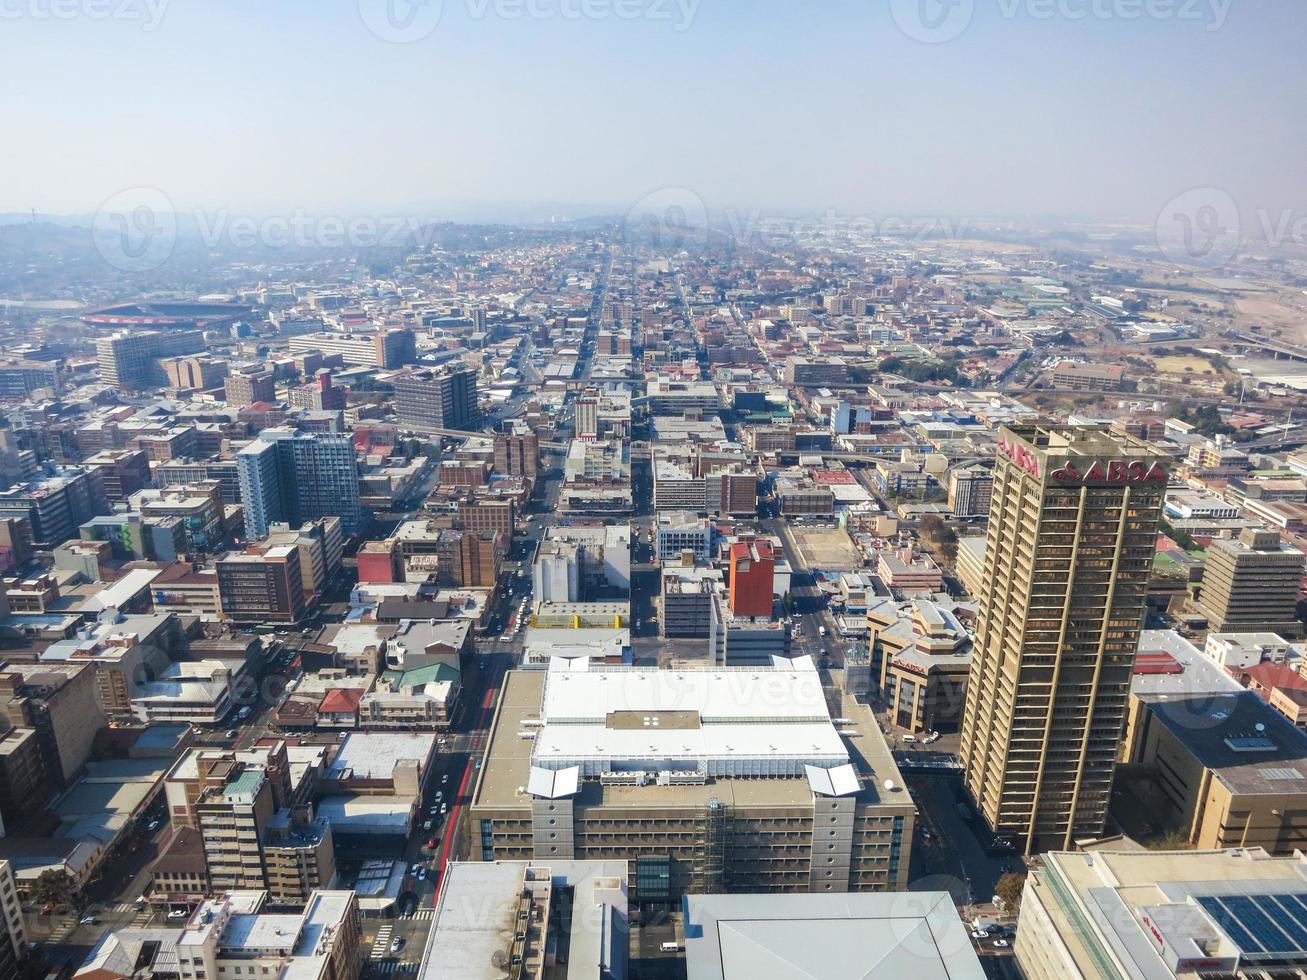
[{"left": 4, "top": 1, "right": 1306, "bottom": 226}]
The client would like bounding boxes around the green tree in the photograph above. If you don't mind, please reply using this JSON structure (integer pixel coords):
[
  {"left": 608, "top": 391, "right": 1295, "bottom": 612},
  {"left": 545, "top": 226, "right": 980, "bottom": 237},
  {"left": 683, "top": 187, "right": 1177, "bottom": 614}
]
[
  {"left": 995, "top": 872, "right": 1026, "bottom": 912},
  {"left": 30, "top": 869, "right": 78, "bottom": 911}
]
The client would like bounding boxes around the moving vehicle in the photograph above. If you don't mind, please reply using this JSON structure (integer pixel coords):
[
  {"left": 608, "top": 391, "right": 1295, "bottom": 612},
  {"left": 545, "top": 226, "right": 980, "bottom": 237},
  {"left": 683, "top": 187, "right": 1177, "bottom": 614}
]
[
  {"left": 168, "top": 909, "right": 189, "bottom": 920},
  {"left": 391, "top": 938, "right": 405, "bottom": 953},
  {"left": 80, "top": 915, "right": 97, "bottom": 925},
  {"left": 147, "top": 819, "right": 160, "bottom": 832},
  {"left": 226, "top": 729, "right": 238, "bottom": 739},
  {"left": 440, "top": 803, "right": 447, "bottom": 814},
  {"left": 818, "top": 625, "right": 827, "bottom": 637},
  {"left": 660, "top": 942, "right": 683, "bottom": 953},
  {"left": 417, "top": 868, "right": 427, "bottom": 881}
]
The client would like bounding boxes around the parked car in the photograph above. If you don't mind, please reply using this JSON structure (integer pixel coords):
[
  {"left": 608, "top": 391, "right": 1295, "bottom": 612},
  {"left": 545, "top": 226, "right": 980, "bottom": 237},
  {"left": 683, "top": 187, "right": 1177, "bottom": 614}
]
[
  {"left": 168, "top": 909, "right": 189, "bottom": 920},
  {"left": 147, "top": 819, "right": 160, "bottom": 832},
  {"left": 993, "top": 939, "right": 1010, "bottom": 948},
  {"left": 39, "top": 904, "right": 53, "bottom": 916},
  {"left": 79, "top": 915, "right": 97, "bottom": 925}
]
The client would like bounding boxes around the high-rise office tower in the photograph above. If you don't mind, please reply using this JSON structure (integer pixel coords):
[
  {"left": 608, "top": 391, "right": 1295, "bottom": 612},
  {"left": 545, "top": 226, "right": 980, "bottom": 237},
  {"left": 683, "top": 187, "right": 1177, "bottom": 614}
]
[
  {"left": 959, "top": 425, "right": 1168, "bottom": 855},
  {"left": 237, "top": 428, "right": 362, "bottom": 538},
  {"left": 95, "top": 330, "right": 205, "bottom": 389},
  {"left": 393, "top": 366, "right": 478, "bottom": 432},
  {"left": 1195, "top": 527, "right": 1305, "bottom": 637}
]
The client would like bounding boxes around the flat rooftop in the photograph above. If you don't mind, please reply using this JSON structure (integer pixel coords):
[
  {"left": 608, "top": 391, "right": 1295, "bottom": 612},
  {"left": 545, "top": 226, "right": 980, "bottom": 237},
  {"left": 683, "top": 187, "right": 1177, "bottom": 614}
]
[
  {"left": 684, "top": 892, "right": 985, "bottom": 980},
  {"left": 473, "top": 669, "right": 908, "bottom": 813},
  {"left": 1144, "top": 689, "right": 1307, "bottom": 796},
  {"left": 327, "top": 732, "right": 436, "bottom": 781}
]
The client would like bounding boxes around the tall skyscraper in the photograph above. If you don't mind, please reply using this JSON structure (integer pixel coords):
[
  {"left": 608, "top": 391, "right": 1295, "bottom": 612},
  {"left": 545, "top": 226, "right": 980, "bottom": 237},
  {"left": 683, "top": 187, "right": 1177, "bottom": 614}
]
[
  {"left": 959, "top": 425, "right": 1168, "bottom": 855},
  {"left": 95, "top": 330, "right": 205, "bottom": 389},
  {"left": 237, "top": 428, "right": 362, "bottom": 538},
  {"left": 393, "top": 366, "right": 478, "bottom": 432}
]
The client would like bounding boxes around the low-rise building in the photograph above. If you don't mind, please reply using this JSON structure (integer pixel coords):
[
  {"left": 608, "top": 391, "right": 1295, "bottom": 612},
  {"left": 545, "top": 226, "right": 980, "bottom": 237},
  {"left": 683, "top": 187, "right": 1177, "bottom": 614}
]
[{"left": 1018, "top": 846, "right": 1307, "bottom": 980}]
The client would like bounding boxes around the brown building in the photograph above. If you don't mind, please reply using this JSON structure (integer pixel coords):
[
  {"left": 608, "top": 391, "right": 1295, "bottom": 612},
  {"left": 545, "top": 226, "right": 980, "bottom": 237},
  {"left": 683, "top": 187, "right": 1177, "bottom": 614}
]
[
  {"left": 148, "top": 826, "right": 211, "bottom": 906},
  {"left": 0, "top": 662, "right": 104, "bottom": 789},
  {"left": 439, "top": 461, "right": 489, "bottom": 488},
  {"left": 84, "top": 449, "right": 152, "bottom": 503},
  {"left": 960, "top": 425, "right": 1168, "bottom": 855},
  {"left": 217, "top": 545, "right": 307, "bottom": 624},
  {"left": 224, "top": 370, "right": 276, "bottom": 407},
  {"left": 494, "top": 430, "right": 540, "bottom": 478},
  {"left": 129, "top": 426, "right": 198, "bottom": 463},
  {"left": 1195, "top": 527, "right": 1305, "bottom": 637},
  {"left": 0, "top": 723, "right": 47, "bottom": 833},
  {"left": 458, "top": 498, "right": 515, "bottom": 536},
  {"left": 0, "top": 518, "right": 32, "bottom": 573},
  {"left": 162, "top": 355, "right": 229, "bottom": 393},
  {"left": 457, "top": 530, "right": 503, "bottom": 588},
  {"left": 1050, "top": 361, "right": 1125, "bottom": 391}
]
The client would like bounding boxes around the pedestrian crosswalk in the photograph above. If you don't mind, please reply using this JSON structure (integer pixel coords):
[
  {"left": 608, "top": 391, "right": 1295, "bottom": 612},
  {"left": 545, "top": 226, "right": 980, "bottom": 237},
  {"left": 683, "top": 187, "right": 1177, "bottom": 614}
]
[
  {"left": 399, "top": 908, "right": 435, "bottom": 921},
  {"left": 45, "top": 917, "right": 75, "bottom": 944},
  {"left": 370, "top": 925, "right": 394, "bottom": 958},
  {"left": 371, "top": 961, "right": 418, "bottom": 974}
]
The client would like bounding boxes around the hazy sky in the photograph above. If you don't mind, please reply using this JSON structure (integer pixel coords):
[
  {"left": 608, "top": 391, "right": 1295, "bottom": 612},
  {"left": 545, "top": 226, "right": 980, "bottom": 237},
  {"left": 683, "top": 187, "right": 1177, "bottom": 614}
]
[{"left": 3, "top": 0, "right": 1303, "bottom": 226}]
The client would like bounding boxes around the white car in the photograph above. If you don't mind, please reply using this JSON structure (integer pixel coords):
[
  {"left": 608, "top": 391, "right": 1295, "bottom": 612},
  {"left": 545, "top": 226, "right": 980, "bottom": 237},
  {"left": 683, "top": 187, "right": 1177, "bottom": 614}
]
[
  {"left": 168, "top": 909, "right": 189, "bottom": 920},
  {"left": 440, "top": 803, "right": 447, "bottom": 815},
  {"left": 147, "top": 819, "right": 160, "bottom": 832},
  {"left": 993, "top": 939, "right": 1010, "bottom": 948},
  {"left": 971, "top": 930, "right": 989, "bottom": 940},
  {"left": 441, "top": 774, "right": 449, "bottom": 784}
]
